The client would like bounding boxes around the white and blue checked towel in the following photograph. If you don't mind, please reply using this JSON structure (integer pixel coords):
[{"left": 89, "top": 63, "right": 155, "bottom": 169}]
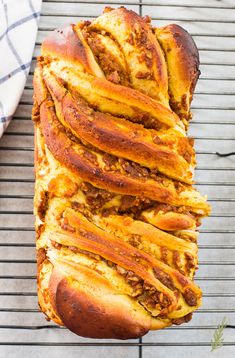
[{"left": 0, "top": 0, "right": 42, "bottom": 137}]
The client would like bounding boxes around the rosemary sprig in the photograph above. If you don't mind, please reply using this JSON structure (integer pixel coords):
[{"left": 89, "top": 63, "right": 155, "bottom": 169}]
[{"left": 211, "top": 317, "right": 228, "bottom": 352}]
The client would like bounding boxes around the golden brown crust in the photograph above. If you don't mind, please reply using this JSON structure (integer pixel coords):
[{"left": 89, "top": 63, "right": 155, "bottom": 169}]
[
  {"left": 33, "top": 7, "right": 210, "bottom": 340},
  {"left": 42, "top": 70, "right": 194, "bottom": 183},
  {"left": 41, "top": 25, "right": 104, "bottom": 78},
  {"left": 155, "top": 24, "right": 200, "bottom": 125},
  {"left": 39, "top": 102, "right": 174, "bottom": 203},
  {"left": 41, "top": 42, "right": 182, "bottom": 131},
  {"left": 90, "top": 7, "right": 169, "bottom": 104},
  {"left": 39, "top": 102, "right": 209, "bottom": 211},
  {"left": 49, "top": 266, "right": 151, "bottom": 339}
]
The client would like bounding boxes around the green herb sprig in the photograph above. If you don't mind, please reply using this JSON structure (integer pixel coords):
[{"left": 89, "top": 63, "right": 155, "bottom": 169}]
[{"left": 211, "top": 317, "right": 227, "bottom": 352}]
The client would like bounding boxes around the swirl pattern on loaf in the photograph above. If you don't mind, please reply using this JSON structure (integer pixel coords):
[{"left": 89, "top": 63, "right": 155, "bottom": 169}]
[{"left": 33, "top": 7, "right": 211, "bottom": 339}]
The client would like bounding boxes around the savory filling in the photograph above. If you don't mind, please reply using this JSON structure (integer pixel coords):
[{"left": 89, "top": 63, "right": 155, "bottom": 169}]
[
  {"left": 79, "top": 24, "right": 171, "bottom": 131},
  {"left": 41, "top": 107, "right": 191, "bottom": 193},
  {"left": 168, "top": 90, "right": 192, "bottom": 123},
  {"left": 49, "top": 240, "right": 173, "bottom": 317},
  {"left": 82, "top": 25, "right": 130, "bottom": 86},
  {"left": 72, "top": 181, "right": 200, "bottom": 230}
]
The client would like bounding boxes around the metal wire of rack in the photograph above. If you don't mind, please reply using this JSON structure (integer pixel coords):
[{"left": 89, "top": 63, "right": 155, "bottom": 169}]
[{"left": 0, "top": 0, "right": 235, "bottom": 357}]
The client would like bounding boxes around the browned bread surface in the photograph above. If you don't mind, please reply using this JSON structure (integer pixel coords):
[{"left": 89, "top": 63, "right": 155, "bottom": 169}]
[{"left": 33, "top": 7, "right": 210, "bottom": 340}]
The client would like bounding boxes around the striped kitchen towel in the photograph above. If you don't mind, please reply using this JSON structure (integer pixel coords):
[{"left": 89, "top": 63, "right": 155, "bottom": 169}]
[{"left": 0, "top": 0, "right": 42, "bottom": 137}]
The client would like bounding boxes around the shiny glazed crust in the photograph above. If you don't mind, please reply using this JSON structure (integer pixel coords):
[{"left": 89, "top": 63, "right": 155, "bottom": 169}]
[{"left": 33, "top": 7, "right": 211, "bottom": 340}]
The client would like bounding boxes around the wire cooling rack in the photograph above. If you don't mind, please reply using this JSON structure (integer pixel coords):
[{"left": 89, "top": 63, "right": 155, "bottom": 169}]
[{"left": 0, "top": 0, "right": 235, "bottom": 357}]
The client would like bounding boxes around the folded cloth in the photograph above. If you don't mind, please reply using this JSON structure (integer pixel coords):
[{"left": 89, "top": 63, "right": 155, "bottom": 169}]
[{"left": 0, "top": 0, "right": 42, "bottom": 137}]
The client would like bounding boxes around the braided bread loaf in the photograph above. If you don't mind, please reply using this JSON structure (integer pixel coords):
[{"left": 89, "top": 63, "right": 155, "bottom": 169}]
[{"left": 32, "top": 7, "right": 211, "bottom": 339}]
